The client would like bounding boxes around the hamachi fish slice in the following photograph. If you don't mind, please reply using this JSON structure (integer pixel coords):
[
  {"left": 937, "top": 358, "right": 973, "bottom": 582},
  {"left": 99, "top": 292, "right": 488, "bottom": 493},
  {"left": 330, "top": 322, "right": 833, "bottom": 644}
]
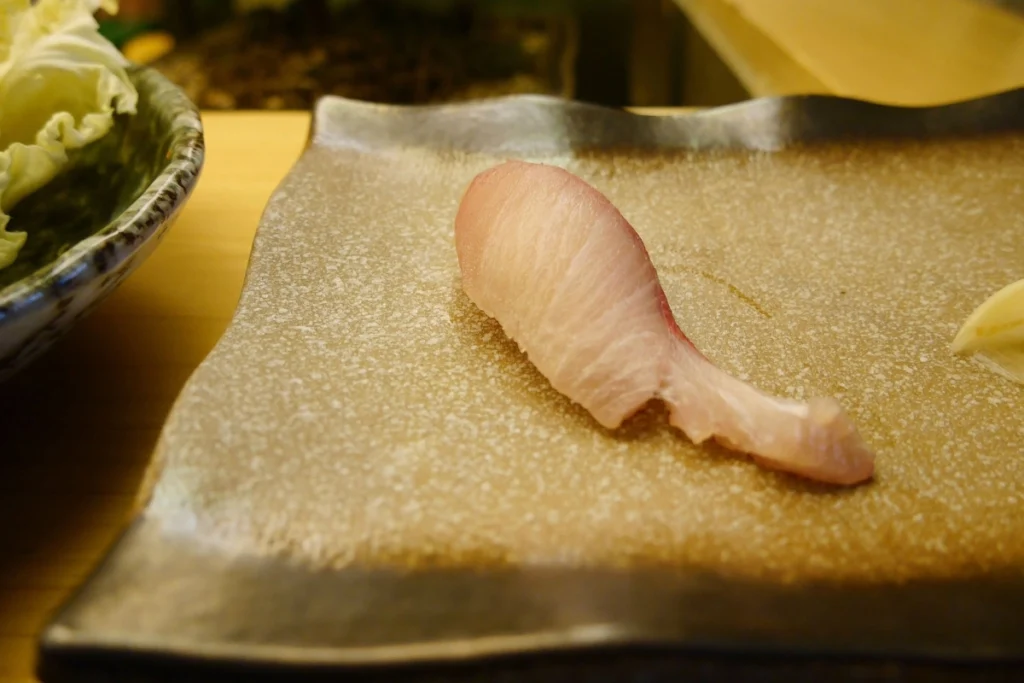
[{"left": 454, "top": 160, "right": 875, "bottom": 486}]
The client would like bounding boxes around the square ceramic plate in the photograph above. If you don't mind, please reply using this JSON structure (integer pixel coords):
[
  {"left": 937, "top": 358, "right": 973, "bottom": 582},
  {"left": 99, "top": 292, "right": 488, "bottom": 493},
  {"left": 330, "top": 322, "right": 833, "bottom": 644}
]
[{"left": 40, "top": 90, "right": 1024, "bottom": 682}]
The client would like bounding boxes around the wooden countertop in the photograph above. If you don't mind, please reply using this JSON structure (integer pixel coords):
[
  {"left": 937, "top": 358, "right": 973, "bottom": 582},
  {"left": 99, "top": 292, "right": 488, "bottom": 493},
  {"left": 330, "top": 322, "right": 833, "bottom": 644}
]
[{"left": 675, "top": 0, "right": 1024, "bottom": 103}]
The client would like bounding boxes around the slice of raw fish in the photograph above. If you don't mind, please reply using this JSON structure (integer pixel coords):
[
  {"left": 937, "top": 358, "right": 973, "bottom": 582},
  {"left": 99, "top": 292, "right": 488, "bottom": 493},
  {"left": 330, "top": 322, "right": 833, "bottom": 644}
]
[{"left": 454, "top": 160, "right": 875, "bottom": 486}]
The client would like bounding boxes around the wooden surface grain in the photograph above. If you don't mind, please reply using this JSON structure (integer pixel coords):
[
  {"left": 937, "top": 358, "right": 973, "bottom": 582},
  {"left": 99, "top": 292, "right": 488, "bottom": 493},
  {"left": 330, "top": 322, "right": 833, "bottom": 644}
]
[{"left": 675, "top": 0, "right": 1024, "bottom": 103}]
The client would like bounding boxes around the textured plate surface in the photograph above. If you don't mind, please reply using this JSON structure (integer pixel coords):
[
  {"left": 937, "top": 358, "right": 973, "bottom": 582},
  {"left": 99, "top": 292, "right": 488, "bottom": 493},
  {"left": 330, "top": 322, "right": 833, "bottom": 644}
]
[
  {"left": 41, "top": 91, "right": 1024, "bottom": 681},
  {"left": 0, "top": 67, "right": 204, "bottom": 380}
]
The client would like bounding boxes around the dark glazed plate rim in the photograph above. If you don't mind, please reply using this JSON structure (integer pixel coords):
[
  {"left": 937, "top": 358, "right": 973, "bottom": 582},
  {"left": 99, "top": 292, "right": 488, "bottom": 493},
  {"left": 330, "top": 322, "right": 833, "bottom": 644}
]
[
  {"left": 38, "top": 87, "right": 1024, "bottom": 681},
  {"left": 38, "top": 519, "right": 1024, "bottom": 680}
]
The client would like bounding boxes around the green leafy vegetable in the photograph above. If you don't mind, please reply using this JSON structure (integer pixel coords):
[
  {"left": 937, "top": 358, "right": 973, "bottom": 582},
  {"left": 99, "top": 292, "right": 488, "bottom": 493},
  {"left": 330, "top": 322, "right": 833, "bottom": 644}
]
[{"left": 0, "top": 0, "right": 138, "bottom": 271}]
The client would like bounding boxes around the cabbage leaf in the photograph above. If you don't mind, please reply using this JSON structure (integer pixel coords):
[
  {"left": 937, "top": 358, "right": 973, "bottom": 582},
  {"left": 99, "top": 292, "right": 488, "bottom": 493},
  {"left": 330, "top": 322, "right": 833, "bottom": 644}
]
[{"left": 0, "top": 0, "right": 138, "bottom": 271}]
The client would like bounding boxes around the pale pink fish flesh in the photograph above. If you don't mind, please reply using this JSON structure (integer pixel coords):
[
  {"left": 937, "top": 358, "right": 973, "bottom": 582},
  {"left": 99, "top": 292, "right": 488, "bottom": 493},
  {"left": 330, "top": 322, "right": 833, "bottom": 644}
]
[{"left": 454, "top": 160, "right": 875, "bottom": 486}]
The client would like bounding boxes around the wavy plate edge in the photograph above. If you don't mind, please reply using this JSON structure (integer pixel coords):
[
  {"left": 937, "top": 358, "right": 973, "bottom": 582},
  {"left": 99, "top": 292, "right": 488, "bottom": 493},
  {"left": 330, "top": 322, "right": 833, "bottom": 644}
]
[{"left": 310, "top": 86, "right": 1024, "bottom": 154}]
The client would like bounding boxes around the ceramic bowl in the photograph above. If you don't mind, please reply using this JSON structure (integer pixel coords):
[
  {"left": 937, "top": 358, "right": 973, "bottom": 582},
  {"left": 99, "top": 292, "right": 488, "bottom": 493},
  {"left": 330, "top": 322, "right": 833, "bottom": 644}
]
[{"left": 0, "top": 66, "right": 204, "bottom": 380}]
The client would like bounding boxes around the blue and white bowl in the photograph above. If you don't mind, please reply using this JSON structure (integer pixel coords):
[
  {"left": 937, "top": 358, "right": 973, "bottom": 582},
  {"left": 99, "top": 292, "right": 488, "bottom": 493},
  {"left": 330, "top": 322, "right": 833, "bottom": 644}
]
[{"left": 0, "top": 67, "right": 204, "bottom": 380}]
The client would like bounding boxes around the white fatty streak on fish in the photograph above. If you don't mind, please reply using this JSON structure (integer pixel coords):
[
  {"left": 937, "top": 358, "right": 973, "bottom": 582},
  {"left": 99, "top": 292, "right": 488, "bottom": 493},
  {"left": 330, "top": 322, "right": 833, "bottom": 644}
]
[
  {"left": 544, "top": 205, "right": 671, "bottom": 423},
  {"left": 454, "top": 160, "right": 875, "bottom": 486},
  {"left": 543, "top": 278, "right": 665, "bottom": 423},
  {"left": 472, "top": 170, "right": 669, "bottom": 427},
  {"left": 538, "top": 252, "right": 668, "bottom": 424}
]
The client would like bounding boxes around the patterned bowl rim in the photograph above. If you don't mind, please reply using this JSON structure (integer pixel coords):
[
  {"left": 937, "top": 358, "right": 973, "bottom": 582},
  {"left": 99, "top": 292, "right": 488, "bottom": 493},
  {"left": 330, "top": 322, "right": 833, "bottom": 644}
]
[{"left": 0, "top": 66, "right": 205, "bottom": 314}]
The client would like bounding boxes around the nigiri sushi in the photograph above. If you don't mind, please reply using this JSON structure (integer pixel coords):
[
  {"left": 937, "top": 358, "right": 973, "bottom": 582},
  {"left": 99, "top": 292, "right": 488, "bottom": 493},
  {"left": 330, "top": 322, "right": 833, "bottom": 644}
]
[{"left": 454, "top": 160, "right": 875, "bottom": 486}]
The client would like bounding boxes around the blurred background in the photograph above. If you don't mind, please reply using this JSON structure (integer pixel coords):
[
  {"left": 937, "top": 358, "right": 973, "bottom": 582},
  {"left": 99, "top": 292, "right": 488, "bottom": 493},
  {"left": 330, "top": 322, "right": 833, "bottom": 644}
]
[
  {"left": 97, "top": 0, "right": 1024, "bottom": 110},
  {"left": 98, "top": 0, "right": 751, "bottom": 110}
]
